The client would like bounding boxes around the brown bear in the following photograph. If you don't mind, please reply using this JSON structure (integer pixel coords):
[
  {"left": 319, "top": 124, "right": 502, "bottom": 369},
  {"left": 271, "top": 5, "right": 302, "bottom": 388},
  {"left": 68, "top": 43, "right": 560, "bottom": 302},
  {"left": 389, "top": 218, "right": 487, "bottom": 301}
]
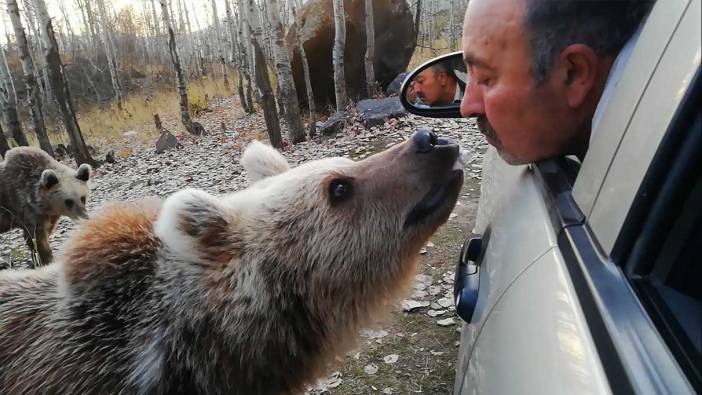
[
  {"left": 0, "top": 146, "right": 91, "bottom": 266},
  {"left": 0, "top": 130, "right": 463, "bottom": 394}
]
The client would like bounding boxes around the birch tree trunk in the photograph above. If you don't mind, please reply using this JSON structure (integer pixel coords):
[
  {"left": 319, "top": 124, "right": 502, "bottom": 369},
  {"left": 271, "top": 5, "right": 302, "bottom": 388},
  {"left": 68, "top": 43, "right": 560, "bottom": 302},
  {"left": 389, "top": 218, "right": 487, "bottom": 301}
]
[
  {"left": 292, "top": 12, "right": 316, "bottom": 138},
  {"left": 246, "top": 0, "right": 282, "bottom": 148},
  {"left": 32, "top": 0, "right": 99, "bottom": 165},
  {"left": 191, "top": 4, "right": 209, "bottom": 79},
  {"left": 267, "top": 0, "right": 304, "bottom": 143},
  {"left": 22, "top": 0, "right": 53, "bottom": 116},
  {"left": 0, "top": 122, "right": 10, "bottom": 158},
  {"left": 237, "top": 0, "right": 257, "bottom": 106},
  {"left": 331, "top": 0, "right": 347, "bottom": 112},
  {"left": 226, "top": 0, "right": 251, "bottom": 113},
  {"left": 363, "top": 0, "right": 377, "bottom": 97},
  {"left": 0, "top": 46, "right": 29, "bottom": 146},
  {"left": 210, "top": 0, "right": 229, "bottom": 88},
  {"left": 449, "top": 0, "right": 457, "bottom": 51},
  {"left": 159, "top": 0, "right": 195, "bottom": 135},
  {"left": 7, "top": 0, "right": 52, "bottom": 156},
  {"left": 414, "top": 0, "right": 422, "bottom": 45},
  {"left": 96, "top": 0, "right": 124, "bottom": 110}
]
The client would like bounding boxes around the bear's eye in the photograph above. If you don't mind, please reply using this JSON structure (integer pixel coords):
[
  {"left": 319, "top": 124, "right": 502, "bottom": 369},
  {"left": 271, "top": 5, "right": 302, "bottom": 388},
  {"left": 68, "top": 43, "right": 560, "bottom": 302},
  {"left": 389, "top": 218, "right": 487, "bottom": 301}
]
[
  {"left": 80, "top": 196, "right": 86, "bottom": 204},
  {"left": 64, "top": 199, "right": 74, "bottom": 209},
  {"left": 329, "top": 179, "right": 352, "bottom": 204}
]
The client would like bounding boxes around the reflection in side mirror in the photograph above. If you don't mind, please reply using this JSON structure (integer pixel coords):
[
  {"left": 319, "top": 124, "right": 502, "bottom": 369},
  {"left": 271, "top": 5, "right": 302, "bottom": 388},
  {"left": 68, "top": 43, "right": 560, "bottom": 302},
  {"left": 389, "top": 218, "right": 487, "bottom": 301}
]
[{"left": 400, "top": 51, "right": 465, "bottom": 118}]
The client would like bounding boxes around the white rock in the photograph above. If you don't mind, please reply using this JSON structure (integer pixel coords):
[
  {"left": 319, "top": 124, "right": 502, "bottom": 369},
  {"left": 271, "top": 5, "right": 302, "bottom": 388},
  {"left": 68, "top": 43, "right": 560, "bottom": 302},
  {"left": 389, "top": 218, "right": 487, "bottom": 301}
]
[
  {"left": 360, "top": 329, "right": 389, "bottom": 339},
  {"left": 364, "top": 363, "right": 379, "bottom": 375},
  {"left": 437, "top": 318, "right": 456, "bottom": 327},
  {"left": 411, "top": 290, "right": 428, "bottom": 300},
  {"left": 427, "top": 309, "right": 446, "bottom": 317},
  {"left": 414, "top": 274, "right": 433, "bottom": 290},
  {"left": 428, "top": 286, "right": 443, "bottom": 296},
  {"left": 437, "top": 297, "right": 454, "bottom": 308},
  {"left": 383, "top": 354, "right": 399, "bottom": 364},
  {"left": 401, "top": 300, "right": 430, "bottom": 312}
]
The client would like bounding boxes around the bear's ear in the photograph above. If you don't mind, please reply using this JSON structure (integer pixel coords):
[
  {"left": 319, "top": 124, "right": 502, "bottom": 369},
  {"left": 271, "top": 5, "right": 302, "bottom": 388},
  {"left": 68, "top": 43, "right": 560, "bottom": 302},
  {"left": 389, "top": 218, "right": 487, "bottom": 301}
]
[
  {"left": 241, "top": 140, "right": 290, "bottom": 182},
  {"left": 76, "top": 163, "right": 91, "bottom": 182},
  {"left": 155, "top": 188, "right": 240, "bottom": 264},
  {"left": 40, "top": 169, "right": 59, "bottom": 189}
]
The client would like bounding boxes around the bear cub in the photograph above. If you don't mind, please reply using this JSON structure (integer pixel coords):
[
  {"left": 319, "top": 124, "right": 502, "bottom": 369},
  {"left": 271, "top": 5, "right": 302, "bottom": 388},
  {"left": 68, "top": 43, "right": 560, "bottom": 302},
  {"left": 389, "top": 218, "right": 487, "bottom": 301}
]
[{"left": 0, "top": 146, "right": 91, "bottom": 265}]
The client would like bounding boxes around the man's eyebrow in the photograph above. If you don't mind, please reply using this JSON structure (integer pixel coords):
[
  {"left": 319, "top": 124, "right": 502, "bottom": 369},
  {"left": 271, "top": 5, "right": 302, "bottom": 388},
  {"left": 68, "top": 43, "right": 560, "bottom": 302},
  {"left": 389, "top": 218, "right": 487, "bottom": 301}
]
[{"left": 463, "top": 53, "right": 492, "bottom": 70}]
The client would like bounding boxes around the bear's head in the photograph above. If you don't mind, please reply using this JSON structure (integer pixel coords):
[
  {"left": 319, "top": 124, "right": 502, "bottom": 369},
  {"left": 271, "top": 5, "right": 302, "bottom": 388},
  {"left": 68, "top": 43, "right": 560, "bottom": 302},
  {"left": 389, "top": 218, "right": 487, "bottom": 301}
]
[
  {"left": 155, "top": 129, "right": 462, "bottom": 316},
  {"left": 41, "top": 163, "right": 92, "bottom": 220}
]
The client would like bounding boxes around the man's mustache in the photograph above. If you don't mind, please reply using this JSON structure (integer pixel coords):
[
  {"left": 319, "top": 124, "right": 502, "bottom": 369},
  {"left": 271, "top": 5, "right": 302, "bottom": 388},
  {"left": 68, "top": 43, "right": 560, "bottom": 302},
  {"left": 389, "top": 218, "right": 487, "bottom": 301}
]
[{"left": 477, "top": 116, "right": 500, "bottom": 146}]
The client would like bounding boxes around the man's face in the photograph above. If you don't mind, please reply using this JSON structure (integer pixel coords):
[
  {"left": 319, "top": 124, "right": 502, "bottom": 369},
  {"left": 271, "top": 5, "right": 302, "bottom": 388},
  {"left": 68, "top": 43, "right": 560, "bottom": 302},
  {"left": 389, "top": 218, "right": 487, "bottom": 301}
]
[
  {"left": 459, "top": 0, "right": 583, "bottom": 164},
  {"left": 414, "top": 68, "right": 455, "bottom": 105}
]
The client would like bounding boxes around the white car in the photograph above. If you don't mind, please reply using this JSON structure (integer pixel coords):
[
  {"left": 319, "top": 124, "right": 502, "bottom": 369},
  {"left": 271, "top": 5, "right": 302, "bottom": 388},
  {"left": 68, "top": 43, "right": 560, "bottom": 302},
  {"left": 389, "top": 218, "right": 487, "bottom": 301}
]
[{"left": 401, "top": 0, "right": 700, "bottom": 393}]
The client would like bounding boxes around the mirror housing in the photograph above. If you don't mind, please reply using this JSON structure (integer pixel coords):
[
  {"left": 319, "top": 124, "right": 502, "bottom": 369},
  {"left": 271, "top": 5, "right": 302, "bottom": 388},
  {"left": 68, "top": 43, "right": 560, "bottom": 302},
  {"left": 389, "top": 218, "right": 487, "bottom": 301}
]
[{"left": 400, "top": 51, "right": 465, "bottom": 118}]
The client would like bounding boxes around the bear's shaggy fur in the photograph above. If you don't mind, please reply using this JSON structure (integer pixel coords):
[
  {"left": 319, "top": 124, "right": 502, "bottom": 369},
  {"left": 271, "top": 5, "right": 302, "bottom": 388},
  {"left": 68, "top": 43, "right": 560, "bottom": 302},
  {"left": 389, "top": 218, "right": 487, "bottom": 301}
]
[
  {"left": 0, "top": 146, "right": 91, "bottom": 265},
  {"left": 0, "top": 136, "right": 463, "bottom": 394}
]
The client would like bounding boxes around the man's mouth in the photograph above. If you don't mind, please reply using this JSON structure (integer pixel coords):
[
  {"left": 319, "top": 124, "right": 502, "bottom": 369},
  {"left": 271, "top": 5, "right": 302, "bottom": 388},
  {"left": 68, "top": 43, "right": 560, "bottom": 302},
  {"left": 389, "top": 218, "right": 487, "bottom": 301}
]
[{"left": 477, "top": 116, "right": 500, "bottom": 146}]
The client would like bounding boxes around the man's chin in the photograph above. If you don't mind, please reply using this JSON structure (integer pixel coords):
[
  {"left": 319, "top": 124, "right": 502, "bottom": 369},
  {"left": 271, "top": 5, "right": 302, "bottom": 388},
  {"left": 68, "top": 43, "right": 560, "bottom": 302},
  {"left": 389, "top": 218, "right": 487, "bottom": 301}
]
[{"left": 495, "top": 149, "right": 527, "bottom": 165}]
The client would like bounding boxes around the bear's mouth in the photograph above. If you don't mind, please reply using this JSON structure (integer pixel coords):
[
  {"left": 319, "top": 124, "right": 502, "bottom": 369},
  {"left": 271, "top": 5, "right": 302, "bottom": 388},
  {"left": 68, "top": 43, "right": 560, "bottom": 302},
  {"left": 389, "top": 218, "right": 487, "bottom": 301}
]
[{"left": 404, "top": 158, "right": 464, "bottom": 228}]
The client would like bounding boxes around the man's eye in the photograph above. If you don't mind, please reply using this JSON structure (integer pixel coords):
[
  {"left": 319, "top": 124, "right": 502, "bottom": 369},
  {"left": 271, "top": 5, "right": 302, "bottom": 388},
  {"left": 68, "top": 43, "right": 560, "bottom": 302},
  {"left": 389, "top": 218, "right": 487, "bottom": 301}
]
[{"left": 478, "top": 78, "right": 492, "bottom": 87}]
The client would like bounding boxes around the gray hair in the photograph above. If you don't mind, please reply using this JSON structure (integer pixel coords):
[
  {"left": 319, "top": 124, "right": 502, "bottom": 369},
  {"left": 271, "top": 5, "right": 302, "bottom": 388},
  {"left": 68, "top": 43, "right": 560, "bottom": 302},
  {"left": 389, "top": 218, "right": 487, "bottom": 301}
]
[
  {"left": 430, "top": 62, "right": 457, "bottom": 81},
  {"left": 525, "top": 0, "right": 655, "bottom": 83}
]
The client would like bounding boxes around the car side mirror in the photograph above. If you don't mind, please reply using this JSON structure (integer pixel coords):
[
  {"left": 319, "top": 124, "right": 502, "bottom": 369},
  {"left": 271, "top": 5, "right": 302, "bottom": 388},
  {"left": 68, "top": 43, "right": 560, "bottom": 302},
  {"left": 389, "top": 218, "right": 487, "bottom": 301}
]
[{"left": 400, "top": 51, "right": 465, "bottom": 118}]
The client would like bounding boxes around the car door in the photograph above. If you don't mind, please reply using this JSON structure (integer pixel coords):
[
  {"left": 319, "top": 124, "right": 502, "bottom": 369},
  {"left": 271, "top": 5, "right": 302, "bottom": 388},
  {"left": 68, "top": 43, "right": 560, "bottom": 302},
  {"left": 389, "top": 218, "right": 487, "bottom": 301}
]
[{"left": 454, "top": 0, "right": 700, "bottom": 393}]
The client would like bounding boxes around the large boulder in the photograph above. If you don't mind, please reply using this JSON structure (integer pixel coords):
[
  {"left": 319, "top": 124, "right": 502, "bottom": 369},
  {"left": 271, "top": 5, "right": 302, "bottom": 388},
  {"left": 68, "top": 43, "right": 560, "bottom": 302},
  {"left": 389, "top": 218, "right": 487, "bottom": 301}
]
[
  {"left": 385, "top": 72, "right": 409, "bottom": 96},
  {"left": 287, "top": 0, "right": 416, "bottom": 109},
  {"left": 356, "top": 97, "right": 407, "bottom": 128}
]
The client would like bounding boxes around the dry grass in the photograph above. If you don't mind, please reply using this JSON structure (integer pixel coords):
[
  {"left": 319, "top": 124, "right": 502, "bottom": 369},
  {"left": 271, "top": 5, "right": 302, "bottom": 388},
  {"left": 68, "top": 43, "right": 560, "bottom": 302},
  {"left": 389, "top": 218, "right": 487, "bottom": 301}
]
[
  {"left": 69, "top": 76, "right": 233, "bottom": 147},
  {"left": 407, "top": 37, "right": 462, "bottom": 71}
]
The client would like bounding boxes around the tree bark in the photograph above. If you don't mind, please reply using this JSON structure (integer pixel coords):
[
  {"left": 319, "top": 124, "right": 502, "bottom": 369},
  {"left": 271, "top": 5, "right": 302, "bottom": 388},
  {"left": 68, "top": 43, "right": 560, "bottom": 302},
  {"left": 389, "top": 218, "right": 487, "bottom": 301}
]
[
  {"left": 210, "top": 0, "right": 229, "bottom": 88},
  {"left": 245, "top": 0, "right": 282, "bottom": 148},
  {"left": 414, "top": 0, "right": 422, "bottom": 45},
  {"left": 267, "top": 0, "right": 305, "bottom": 143},
  {"left": 225, "top": 0, "right": 250, "bottom": 113},
  {"left": 0, "top": 122, "right": 10, "bottom": 158},
  {"left": 237, "top": 0, "right": 257, "bottom": 104},
  {"left": 32, "top": 0, "right": 98, "bottom": 165},
  {"left": 0, "top": 46, "right": 28, "bottom": 146},
  {"left": 292, "top": 7, "right": 316, "bottom": 138},
  {"left": 7, "top": 0, "right": 53, "bottom": 157},
  {"left": 449, "top": 0, "right": 457, "bottom": 51},
  {"left": 331, "top": 0, "right": 347, "bottom": 112},
  {"left": 364, "top": 0, "right": 377, "bottom": 97},
  {"left": 160, "top": 0, "right": 196, "bottom": 135},
  {"left": 96, "top": 0, "right": 124, "bottom": 110}
]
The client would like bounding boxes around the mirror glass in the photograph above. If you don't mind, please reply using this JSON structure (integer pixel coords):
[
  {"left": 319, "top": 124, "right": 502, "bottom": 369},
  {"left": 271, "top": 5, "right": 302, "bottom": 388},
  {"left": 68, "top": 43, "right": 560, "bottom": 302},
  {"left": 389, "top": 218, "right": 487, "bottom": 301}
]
[{"left": 400, "top": 52, "right": 465, "bottom": 118}]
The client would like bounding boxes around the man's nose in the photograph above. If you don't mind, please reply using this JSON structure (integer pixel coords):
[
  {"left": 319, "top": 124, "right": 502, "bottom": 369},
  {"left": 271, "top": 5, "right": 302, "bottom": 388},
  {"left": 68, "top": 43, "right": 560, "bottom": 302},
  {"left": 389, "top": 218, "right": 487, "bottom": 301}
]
[{"left": 460, "top": 79, "right": 485, "bottom": 118}]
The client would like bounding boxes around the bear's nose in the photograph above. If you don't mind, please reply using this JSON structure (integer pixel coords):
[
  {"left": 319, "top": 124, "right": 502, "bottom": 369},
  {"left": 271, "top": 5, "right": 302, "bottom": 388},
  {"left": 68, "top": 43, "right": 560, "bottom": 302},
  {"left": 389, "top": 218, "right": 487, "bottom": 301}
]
[{"left": 413, "top": 129, "right": 438, "bottom": 153}]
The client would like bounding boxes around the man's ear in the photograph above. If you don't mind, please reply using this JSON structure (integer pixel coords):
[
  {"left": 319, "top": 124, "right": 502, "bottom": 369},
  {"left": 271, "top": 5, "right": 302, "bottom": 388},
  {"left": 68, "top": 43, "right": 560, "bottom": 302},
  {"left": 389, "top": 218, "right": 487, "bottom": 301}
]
[
  {"left": 558, "top": 44, "right": 599, "bottom": 109},
  {"left": 241, "top": 140, "right": 290, "bottom": 182}
]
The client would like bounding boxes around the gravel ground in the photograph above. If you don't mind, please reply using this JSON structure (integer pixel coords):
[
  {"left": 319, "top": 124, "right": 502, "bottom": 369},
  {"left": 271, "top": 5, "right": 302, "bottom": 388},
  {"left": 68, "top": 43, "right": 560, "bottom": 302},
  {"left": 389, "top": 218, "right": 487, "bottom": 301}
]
[{"left": 0, "top": 95, "right": 487, "bottom": 394}]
